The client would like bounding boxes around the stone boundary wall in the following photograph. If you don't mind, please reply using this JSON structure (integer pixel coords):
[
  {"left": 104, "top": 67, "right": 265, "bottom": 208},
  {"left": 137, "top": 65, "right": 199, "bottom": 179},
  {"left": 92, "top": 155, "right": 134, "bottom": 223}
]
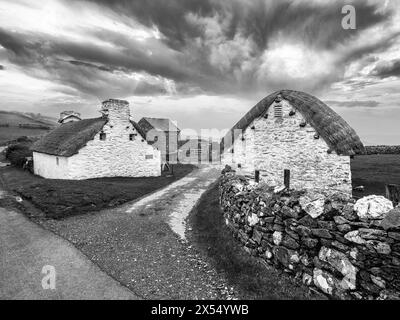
[
  {"left": 219, "top": 169, "right": 400, "bottom": 299},
  {"left": 365, "top": 146, "right": 400, "bottom": 155}
]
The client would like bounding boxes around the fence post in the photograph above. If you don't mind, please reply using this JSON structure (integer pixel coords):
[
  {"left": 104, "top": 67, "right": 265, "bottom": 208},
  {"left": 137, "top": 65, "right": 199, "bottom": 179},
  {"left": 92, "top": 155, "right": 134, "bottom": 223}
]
[
  {"left": 386, "top": 184, "right": 400, "bottom": 206},
  {"left": 284, "top": 169, "right": 290, "bottom": 189}
]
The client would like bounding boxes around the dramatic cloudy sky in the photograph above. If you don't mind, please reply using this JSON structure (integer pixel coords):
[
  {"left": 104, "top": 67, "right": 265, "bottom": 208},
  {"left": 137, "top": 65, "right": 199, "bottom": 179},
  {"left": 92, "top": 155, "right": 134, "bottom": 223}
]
[{"left": 0, "top": 0, "right": 399, "bottom": 144}]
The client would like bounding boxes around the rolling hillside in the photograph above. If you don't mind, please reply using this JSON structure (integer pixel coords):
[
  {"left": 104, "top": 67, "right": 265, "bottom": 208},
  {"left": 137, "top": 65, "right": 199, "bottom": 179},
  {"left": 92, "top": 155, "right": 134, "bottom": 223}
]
[{"left": 0, "top": 110, "right": 58, "bottom": 145}]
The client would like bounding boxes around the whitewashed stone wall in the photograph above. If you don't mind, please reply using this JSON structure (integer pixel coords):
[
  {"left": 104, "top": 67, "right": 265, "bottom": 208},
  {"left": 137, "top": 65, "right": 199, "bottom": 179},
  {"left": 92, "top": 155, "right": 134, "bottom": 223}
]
[
  {"left": 33, "top": 152, "right": 69, "bottom": 179},
  {"left": 222, "top": 99, "right": 352, "bottom": 197},
  {"left": 34, "top": 100, "right": 161, "bottom": 179}
]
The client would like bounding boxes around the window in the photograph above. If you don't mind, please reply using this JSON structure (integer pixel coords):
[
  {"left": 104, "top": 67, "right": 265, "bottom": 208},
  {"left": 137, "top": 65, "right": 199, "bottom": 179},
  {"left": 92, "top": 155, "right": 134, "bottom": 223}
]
[
  {"left": 100, "top": 132, "right": 106, "bottom": 140},
  {"left": 56, "top": 157, "right": 59, "bottom": 165},
  {"left": 129, "top": 134, "right": 135, "bottom": 141},
  {"left": 145, "top": 154, "right": 153, "bottom": 159},
  {"left": 274, "top": 104, "right": 283, "bottom": 118},
  {"left": 153, "top": 136, "right": 158, "bottom": 142},
  {"left": 191, "top": 149, "right": 201, "bottom": 155}
]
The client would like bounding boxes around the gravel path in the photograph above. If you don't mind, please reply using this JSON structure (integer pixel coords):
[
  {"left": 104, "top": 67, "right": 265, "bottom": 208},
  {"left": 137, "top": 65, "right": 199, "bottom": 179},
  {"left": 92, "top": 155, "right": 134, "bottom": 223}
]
[{"left": 40, "top": 165, "right": 231, "bottom": 299}]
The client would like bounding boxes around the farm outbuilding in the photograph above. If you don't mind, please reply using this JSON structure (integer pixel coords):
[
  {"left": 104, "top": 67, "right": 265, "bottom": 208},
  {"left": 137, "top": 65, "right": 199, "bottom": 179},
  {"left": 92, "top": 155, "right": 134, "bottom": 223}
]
[
  {"left": 138, "top": 117, "right": 180, "bottom": 163},
  {"left": 221, "top": 90, "right": 365, "bottom": 197},
  {"left": 58, "top": 111, "right": 81, "bottom": 124},
  {"left": 31, "top": 99, "right": 161, "bottom": 179},
  {"left": 178, "top": 138, "right": 221, "bottom": 164}
]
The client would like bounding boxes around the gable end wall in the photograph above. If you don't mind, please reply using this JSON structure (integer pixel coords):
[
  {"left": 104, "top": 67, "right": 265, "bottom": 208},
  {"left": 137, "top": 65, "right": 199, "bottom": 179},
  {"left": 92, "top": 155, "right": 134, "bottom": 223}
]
[{"left": 223, "top": 99, "right": 352, "bottom": 197}]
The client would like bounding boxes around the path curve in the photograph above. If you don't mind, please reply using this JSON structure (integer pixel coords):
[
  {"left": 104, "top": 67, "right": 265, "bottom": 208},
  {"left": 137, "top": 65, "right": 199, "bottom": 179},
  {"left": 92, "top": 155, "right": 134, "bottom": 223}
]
[{"left": 125, "top": 165, "right": 222, "bottom": 240}]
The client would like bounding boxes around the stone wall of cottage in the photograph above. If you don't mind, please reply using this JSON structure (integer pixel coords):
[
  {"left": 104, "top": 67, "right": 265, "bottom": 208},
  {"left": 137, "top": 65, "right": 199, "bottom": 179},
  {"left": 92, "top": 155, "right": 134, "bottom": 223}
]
[
  {"left": 67, "top": 101, "right": 161, "bottom": 179},
  {"left": 222, "top": 98, "right": 352, "bottom": 197},
  {"left": 33, "top": 152, "right": 69, "bottom": 179},
  {"left": 219, "top": 169, "right": 400, "bottom": 300}
]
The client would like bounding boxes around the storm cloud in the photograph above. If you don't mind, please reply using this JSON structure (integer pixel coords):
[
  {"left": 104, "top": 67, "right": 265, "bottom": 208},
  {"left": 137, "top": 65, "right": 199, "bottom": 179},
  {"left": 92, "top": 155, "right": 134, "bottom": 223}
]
[
  {"left": 371, "top": 59, "right": 400, "bottom": 78},
  {"left": 0, "top": 0, "right": 398, "bottom": 99}
]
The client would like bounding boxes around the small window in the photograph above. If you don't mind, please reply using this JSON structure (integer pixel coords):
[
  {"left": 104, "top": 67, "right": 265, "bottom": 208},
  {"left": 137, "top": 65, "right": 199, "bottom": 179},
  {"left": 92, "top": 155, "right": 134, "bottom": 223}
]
[
  {"left": 56, "top": 157, "right": 59, "bottom": 165},
  {"left": 186, "top": 149, "right": 190, "bottom": 157},
  {"left": 129, "top": 134, "right": 135, "bottom": 141},
  {"left": 154, "top": 136, "right": 158, "bottom": 142},
  {"left": 145, "top": 154, "right": 153, "bottom": 159},
  {"left": 274, "top": 104, "right": 283, "bottom": 118},
  {"left": 100, "top": 133, "right": 106, "bottom": 141}
]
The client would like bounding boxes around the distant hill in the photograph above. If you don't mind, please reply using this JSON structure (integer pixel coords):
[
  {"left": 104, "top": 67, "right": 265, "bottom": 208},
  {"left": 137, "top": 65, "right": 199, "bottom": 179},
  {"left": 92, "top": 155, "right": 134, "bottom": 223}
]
[
  {"left": 0, "top": 110, "right": 58, "bottom": 127},
  {"left": 0, "top": 110, "right": 58, "bottom": 145}
]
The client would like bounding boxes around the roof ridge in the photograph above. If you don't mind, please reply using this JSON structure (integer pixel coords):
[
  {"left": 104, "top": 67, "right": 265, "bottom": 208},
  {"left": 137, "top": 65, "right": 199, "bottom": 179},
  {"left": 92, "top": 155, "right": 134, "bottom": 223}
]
[{"left": 221, "top": 90, "right": 365, "bottom": 156}]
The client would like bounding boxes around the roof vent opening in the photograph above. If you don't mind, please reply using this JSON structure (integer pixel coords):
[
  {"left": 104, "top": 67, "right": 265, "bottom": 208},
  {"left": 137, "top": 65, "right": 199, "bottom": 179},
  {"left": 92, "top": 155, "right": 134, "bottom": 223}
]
[{"left": 274, "top": 104, "right": 283, "bottom": 118}]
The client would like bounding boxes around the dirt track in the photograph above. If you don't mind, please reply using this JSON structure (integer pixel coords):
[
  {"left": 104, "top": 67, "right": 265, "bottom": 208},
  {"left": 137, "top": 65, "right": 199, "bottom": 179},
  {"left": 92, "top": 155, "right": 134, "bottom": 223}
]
[{"left": 39, "top": 165, "right": 232, "bottom": 299}]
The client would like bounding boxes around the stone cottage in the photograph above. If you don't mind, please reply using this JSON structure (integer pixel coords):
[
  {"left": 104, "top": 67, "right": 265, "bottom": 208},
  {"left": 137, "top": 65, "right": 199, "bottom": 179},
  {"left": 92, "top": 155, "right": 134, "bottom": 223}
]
[
  {"left": 31, "top": 99, "right": 161, "bottom": 179},
  {"left": 221, "top": 90, "right": 365, "bottom": 197},
  {"left": 58, "top": 111, "right": 81, "bottom": 124},
  {"left": 138, "top": 117, "right": 180, "bottom": 163}
]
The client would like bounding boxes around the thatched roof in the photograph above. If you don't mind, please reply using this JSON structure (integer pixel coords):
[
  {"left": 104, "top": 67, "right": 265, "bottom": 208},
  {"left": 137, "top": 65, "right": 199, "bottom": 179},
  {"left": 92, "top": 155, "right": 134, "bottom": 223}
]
[
  {"left": 222, "top": 90, "right": 365, "bottom": 156},
  {"left": 130, "top": 120, "right": 147, "bottom": 140},
  {"left": 31, "top": 117, "right": 147, "bottom": 157},
  {"left": 31, "top": 118, "right": 107, "bottom": 157}
]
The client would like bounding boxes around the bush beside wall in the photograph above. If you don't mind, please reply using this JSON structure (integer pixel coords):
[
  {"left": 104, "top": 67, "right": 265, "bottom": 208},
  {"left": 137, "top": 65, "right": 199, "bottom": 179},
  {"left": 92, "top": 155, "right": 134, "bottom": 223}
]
[
  {"left": 219, "top": 170, "right": 400, "bottom": 300},
  {"left": 5, "top": 143, "right": 32, "bottom": 168}
]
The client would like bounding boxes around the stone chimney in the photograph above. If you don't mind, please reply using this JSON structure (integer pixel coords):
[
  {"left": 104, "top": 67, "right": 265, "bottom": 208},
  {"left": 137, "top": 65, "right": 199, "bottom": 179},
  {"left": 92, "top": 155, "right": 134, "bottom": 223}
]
[{"left": 101, "top": 99, "right": 130, "bottom": 124}]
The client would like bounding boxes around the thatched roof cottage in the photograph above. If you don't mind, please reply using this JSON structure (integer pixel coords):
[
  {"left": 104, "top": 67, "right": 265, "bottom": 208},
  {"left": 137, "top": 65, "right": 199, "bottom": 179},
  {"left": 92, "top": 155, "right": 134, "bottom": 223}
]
[
  {"left": 221, "top": 90, "right": 365, "bottom": 197},
  {"left": 32, "top": 99, "right": 161, "bottom": 179}
]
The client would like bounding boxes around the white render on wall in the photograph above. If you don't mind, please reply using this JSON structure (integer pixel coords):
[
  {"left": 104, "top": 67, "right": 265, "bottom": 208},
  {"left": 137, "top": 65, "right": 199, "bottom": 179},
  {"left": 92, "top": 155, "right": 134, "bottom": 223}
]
[
  {"left": 33, "top": 152, "right": 70, "bottom": 179},
  {"left": 33, "top": 101, "right": 161, "bottom": 180},
  {"left": 222, "top": 99, "right": 352, "bottom": 196}
]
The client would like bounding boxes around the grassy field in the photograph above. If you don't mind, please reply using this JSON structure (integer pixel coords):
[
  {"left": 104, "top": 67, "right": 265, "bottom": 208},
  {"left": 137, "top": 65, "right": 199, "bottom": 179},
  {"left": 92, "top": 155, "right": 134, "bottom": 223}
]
[
  {"left": 0, "top": 127, "right": 50, "bottom": 145},
  {"left": 351, "top": 154, "right": 400, "bottom": 198},
  {"left": 0, "top": 110, "right": 56, "bottom": 145},
  {"left": 0, "top": 164, "right": 196, "bottom": 219}
]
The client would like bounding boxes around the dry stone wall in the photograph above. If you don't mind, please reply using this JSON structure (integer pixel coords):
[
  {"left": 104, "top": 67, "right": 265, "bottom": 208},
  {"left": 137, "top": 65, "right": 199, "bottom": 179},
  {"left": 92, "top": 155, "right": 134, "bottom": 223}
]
[
  {"left": 219, "top": 168, "right": 400, "bottom": 299},
  {"left": 365, "top": 145, "right": 400, "bottom": 155}
]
